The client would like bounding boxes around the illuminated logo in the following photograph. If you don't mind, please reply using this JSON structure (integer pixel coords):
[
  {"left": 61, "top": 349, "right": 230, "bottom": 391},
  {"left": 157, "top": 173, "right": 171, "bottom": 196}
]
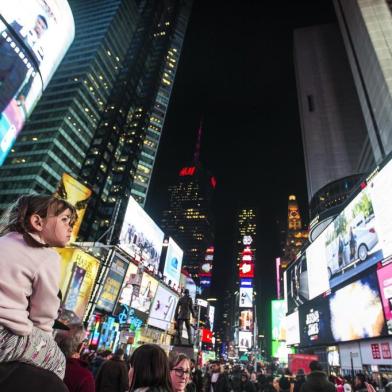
[
  {"left": 306, "top": 308, "right": 320, "bottom": 340},
  {"left": 210, "top": 176, "right": 217, "bottom": 188},
  {"left": 179, "top": 167, "right": 196, "bottom": 176},
  {"left": 243, "top": 236, "right": 253, "bottom": 245},
  {"left": 239, "top": 262, "right": 254, "bottom": 278}
]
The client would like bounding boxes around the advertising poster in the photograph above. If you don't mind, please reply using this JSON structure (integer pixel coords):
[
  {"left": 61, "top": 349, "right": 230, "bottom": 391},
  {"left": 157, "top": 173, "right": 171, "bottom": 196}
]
[
  {"left": 163, "top": 237, "right": 183, "bottom": 287},
  {"left": 131, "top": 272, "right": 159, "bottom": 314},
  {"left": 147, "top": 284, "right": 179, "bottom": 330},
  {"left": 329, "top": 273, "right": 386, "bottom": 342},
  {"left": 286, "top": 311, "right": 300, "bottom": 345},
  {"left": 55, "top": 173, "right": 92, "bottom": 242},
  {"left": 199, "top": 246, "right": 214, "bottom": 277},
  {"left": 239, "top": 287, "right": 253, "bottom": 308},
  {"left": 238, "top": 331, "right": 253, "bottom": 350},
  {"left": 179, "top": 273, "right": 197, "bottom": 301},
  {"left": 57, "top": 248, "right": 100, "bottom": 319},
  {"left": 271, "top": 299, "right": 287, "bottom": 341},
  {"left": 115, "top": 262, "right": 138, "bottom": 309},
  {"left": 299, "top": 295, "right": 332, "bottom": 347},
  {"left": 286, "top": 253, "right": 309, "bottom": 314},
  {"left": 288, "top": 354, "right": 318, "bottom": 375},
  {"left": 240, "top": 278, "right": 253, "bottom": 287},
  {"left": 0, "top": 0, "right": 74, "bottom": 165},
  {"left": 96, "top": 254, "right": 127, "bottom": 313},
  {"left": 239, "top": 310, "right": 254, "bottom": 332},
  {"left": 239, "top": 261, "right": 255, "bottom": 278},
  {"left": 271, "top": 341, "right": 294, "bottom": 363},
  {"left": 377, "top": 262, "right": 392, "bottom": 334},
  {"left": 201, "top": 328, "right": 213, "bottom": 343},
  {"left": 119, "top": 196, "right": 164, "bottom": 273},
  {"left": 208, "top": 305, "right": 215, "bottom": 331}
]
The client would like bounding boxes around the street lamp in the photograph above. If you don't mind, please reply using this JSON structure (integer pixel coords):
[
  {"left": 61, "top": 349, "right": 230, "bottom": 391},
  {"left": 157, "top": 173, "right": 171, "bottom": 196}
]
[{"left": 206, "top": 297, "right": 218, "bottom": 302}]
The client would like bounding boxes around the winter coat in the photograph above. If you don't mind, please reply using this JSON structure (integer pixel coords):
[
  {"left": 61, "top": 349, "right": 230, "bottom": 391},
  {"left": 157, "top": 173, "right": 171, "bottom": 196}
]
[
  {"left": 95, "top": 357, "right": 128, "bottom": 392},
  {"left": 300, "top": 371, "right": 336, "bottom": 392}
]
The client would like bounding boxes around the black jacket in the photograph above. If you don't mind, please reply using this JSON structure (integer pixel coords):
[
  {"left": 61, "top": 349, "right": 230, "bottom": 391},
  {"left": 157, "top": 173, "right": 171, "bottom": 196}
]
[
  {"left": 175, "top": 295, "right": 195, "bottom": 320},
  {"left": 300, "top": 371, "right": 336, "bottom": 392},
  {"left": 204, "top": 372, "right": 231, "bottom": 392}
]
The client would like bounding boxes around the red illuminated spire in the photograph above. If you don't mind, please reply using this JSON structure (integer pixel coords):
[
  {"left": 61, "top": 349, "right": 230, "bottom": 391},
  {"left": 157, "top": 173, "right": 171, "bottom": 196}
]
[{"left": 193, "top": 117, "right": 203, "bottom": 164}]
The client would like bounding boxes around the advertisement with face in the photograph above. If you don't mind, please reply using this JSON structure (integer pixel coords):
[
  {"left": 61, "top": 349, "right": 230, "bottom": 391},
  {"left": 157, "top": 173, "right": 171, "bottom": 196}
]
[
  {"left": 271, "top": 300, "right": 286, "bottom": 342},
  {"left": 55, "top": 173, "right": 92, "bottom": 242},
  {"left": 0, "top": 0, "right": 74, "bottom": 165},
  {"left": 96, "top": 254, "right": 127, "bottom": 313},
  {"left": 329, "top": 272, "right": 386, "bottom": 342},
  {"left": 238, "top": 331, "right": 253, "bottom": 350},
  {"left": 299, "top": 295, "right": 333, "bottom": 347},
  {"left": 239, "top": 287, "right": 253, "bottom": 308},
  {"left": 163, "top": 237, "right": 183, "bottom": 287},
  {"left": 57, "top": 248, "right": 100, "bottom": 320},
  {"left": 114, "top": 262, "right": 138, "bottom": 310},
  {"left": 286, "top": 311, "right": 300, "bottom": 345},
  {"left": 131, "top": 272, "right": 159, "bottom": 314},
  {"left": 119, "top": 196, "right": 164, "bottom": 273},
  {"left": 286, "top": 253, "right": 309, "bottom": 314},
  {"left": 377, "top": 262, "right": 392, "bottom": 334},
  {"left": 239, "top": 310, "right": 254, "bottom": 332},
  {"left": 147, "top": 285, "right": 179, "bottom": 330}
]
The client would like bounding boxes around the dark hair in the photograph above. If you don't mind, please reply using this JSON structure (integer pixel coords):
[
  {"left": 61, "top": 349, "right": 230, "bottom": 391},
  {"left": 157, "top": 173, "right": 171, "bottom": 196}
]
[
  {"left": 0, "top": 195, "right": 77, "bottom": 247},
  {"left": 168, "top": 351, "right": 190, "bottom": 370},
  {"left": 37, "top": 15, "right": 48, "bottom": 28},
  {"left": 309, "top": 360, "right": 323, "bottom": 372},
  {"left": 114, "top": 348, "right": 124, "bottom": 359},
  {"left": 129, "top": 344, "right": 172, "bottom": 392}
]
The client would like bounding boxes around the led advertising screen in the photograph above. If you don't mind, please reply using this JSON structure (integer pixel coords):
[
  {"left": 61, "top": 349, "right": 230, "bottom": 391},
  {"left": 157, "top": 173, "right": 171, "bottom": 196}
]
[
  {"left": 286, "top": 253, "right": 309, "bottom": 314},
  {"left": 96, "top": 254, "right": 127, "bottom": 313},
  {"left": 115, "top": 262, "right": 138, "bottom": 309},
  {"left": 179, "top": 273, "right": 197, "bottom": 301},
  {"left": 147, "top": 284, "right": 179, "bottom": 331},
  {"left": 271, "top": 299, "right": 286, "bottom": 341},
  {"left": 239, "top": 287, "right": 253, "bottom": 308},
  {"left": 271, "top": 341, "right": 294, "bottom": 363},
  {"left": 240, "top": 278, "right": 253, "bottom": 288},
  {"left": 201, "top": 328, "right": 213, "bottom": 343},
  {"left": 239, "top": 310, "right": 254, "bottom": 332},
  {"left": 329, "top": 273, "right": 386, "bottom": 342},
  {"left": 299, "top": 295, "right": 332, "bottom": 347},
  {"left": 119, "top": 196, "right": 164, "bottom": 273},
  {"left": 208, "top": 305, "right": 215, "bottom": 331},
  {"left": 377, "top": 262, "right": 392, "bottom": 334},
  {"left": 199, "top": 247, "right": 214, "bottom": 277},
  {"left": 57, "top": 248, "right": 100, "bottom": 320},
  {"left": 0, "top": 0, "right": 75, "bottom": 165},
  {"left": 238, "top": 331, "right": 253, "bottom": 350},
  {"left": 130, "top": 272, "right": 159, "bottom": 314},
  {"left": 239, "top": 261, "right": 255, "bottom": 278},
  {"left": 163, "top": 237, "right": 183, "bottom": 287},
  {"left": 55, "top": 173, "right": 92, "bottom": 242},
  {"left": 286, "top": 311, "right": 300, "bottom": 346}
]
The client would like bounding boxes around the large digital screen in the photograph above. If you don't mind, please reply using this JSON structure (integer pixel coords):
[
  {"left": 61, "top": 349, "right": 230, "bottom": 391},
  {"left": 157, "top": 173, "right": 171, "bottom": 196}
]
[
  {"left": 0, "top": 0, "right": 75, "bottom": 165},
  {"left": 119, "top": 196, "right": 164, "bottom": 273},
  {"left": 114, "top": 262, "right": 138, "bottom": 310},
  {"left": 208, "top": 305, "right": 215, "bottom": 331},
  {"left": 147, "top": 284, "right": 178, "bottom": 331},
  {"left": 239, "top": 261, "right": 255, "bottom": 278},
  {"left": 271, "top": 341, "right": 294, "bottom": 363},
  {"left": 163, "top": 237, "right": 183, "bottom": 287},
  {"left": 238, "top": 331, "right": 253, "bottom": 350},
  {"left": 271, "top": 299, "right": 286, "bottom": 341},
  {"left": 286, "top": 311, "right": 300, "bottom": 346},
  {"left": 329, "top": 273, "right": 386, "bottom": 342},
  {"left": 55, "top": 173, "right": 92, "bottom": 242},
  {"left": 130, "top": 272, "right": 159, "bottom": 314},
  {"left": 179, "top": 273, "right": 197, "bottom": 301},
  {"left": 239, "top": 287, "right": 253, "bottom": 308},
  {"left": 377, "top": 261, "right": 392, "bottom": 334},
  {"left": 96, "top": 254, "right": 127, "bottom": 313},
  {"left": 199, "top": 246, "right": 214, "bottom": 277},
  {"left": 286, "top": 253, "right": 309, "bottom": 314},
  {"left": 239, "top": 310, "right": 253, "bottom": 332}
]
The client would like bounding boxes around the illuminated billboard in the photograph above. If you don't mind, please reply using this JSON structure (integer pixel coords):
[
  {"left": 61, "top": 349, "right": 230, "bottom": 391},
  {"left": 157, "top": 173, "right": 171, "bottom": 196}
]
[
  {"left": 0, "top": 0, "right": 75, "bottom": 165},
  {"left": 239, "top": 310, "right": 253, "bottom": 332},
  {"left": 238, "top": 331, "right": 253, "bottom": 350},
  {"left": 119, "top": 196, "right": 164, "bottom": 273},
  {"left": 271, "top": 299, "right": 286, "bottom": 341},
  {"left": 114, "top": 262, "right": 138, "bottom": 311},
  {"left": 286, "top": 311, "right": 300, "bottom": 345},
  {"left": 179, "top": 273, "right": 197, "bottom": 301},
  {"left": 240, "top": 278, "right": 253, "bottom": 287},
  {"left": 271, "top": 341, "right": 294, "bottom": 363},
  {"left": 286, "top": 253, "right": 309, "bottom": 314},
  {"left": 377, "top": 261, "right": 392, "bottom": 334},
  {"left": 147, "top": 284, "right": 178, "bottom": 331},
  {"left": 239, "top": 287, "right": 253, "bottom": 308},
  {"left": 55, "top": 173, "right": 92, "bottom": 242},
  {"left": 57, "top": 248, "right": 100, "bottom": 320},
  {"left": 130, "top": 272, "right": 159, "bottom": 314},
  {"left": 201, "top": 328, "right": 213, "bottom": 343},
  {"left": 199, "top": 246, "right": 214, "bottom": 277},
  {"left": 96, "top": 253, "right": 127, "bottom": 313},
  {"left": 239, "top": 261, "right": 255, "bottom": 278},
  {"left": 163, "top": 237, "right": 183, "bottom": 287},
  {"left": 208, "top": 305, "right": 215, "bottom": 331}
]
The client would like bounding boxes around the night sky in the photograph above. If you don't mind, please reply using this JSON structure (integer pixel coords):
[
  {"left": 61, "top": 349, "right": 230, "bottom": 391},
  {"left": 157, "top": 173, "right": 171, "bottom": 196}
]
[{"left": 146, "top": 0, "right": 337, "bottom": 336}]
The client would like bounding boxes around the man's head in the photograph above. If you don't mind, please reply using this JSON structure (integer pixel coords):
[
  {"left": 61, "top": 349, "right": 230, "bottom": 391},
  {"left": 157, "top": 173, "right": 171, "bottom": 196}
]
[
  {"left": 184, "top": 289, "right": 189, "bottom": 296},
  {"left": 114, "top": 348, "right": 125, "bottom": 360},
  {"left": 309, "top": 360, "right": 323, "bottom": 372},
  {"left": 55, "top": 324, "right": 85, "bottom": 358},
  {"left": 34, "top": 15, "right": 48, "bottom": 38},
  {"left": 210, "top": 361, "right": 220, "bottom": 373}
]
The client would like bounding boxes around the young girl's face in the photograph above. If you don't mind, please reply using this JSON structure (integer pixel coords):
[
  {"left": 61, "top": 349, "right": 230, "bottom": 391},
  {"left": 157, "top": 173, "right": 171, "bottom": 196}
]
[{"left": 40, "top": 208, "right": 74, "bottom": 247}]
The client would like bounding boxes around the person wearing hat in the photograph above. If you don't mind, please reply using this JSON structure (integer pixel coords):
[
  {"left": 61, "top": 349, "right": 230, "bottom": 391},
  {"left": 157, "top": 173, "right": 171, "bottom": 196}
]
[{"left": 174, "top": 289, "right": 195, "bottom": 345}]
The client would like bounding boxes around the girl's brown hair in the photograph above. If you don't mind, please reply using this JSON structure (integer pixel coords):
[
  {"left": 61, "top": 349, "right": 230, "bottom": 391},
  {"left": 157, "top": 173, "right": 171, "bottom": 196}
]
[
  {"left": 0, "top": 194, "right": 77, "bottom": 247},
  {"left": 129, "top": 344, "right": 172, "bottom": 392},
  {"left": 168, "top": 351, "right": 190, "bottom": 370}
]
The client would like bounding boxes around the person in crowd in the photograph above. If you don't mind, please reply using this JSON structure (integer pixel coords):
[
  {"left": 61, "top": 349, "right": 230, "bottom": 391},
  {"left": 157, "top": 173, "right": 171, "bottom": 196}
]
[
  {"left": 128, "top": 344, "right": 172, "bottom": 392},
  {"left": 293, "top": 369, "right": 305, "bottom": 392},
  {"left": 343, "top": 377, "right": 352, "bottom": 392},
  {"left": 189, "top": 358, "right": 203, "bottom": 392},
  {"left": 91, "top": 349, "right": 112, "bottom": 377},
  {"left": 240, "top": 371, "right": 256, "bottom": 392},
  {"left": 278, "top": 369, "right": 293, "bottom": 392},
  {"left": 260, "top": 375, "right": 279, "bottom": 392},
  {"left": 96, "top": 348, "right": 128, "bottom": 392},
  {"left": 300, "top": 361, "right": 336, "bottom": 392},
  {"left": 169, "top": 351, "right": 191, "bottom": 392},
  {"left": 353, "top": 374, "right": 375, "bottom": 392},
  {"left": 256, "top": 370, "right": 268, "bottom": 392},
  {"left": 0, "top": 194, "right": 77, "bottom": 379},
  {"left": 55, "top": 323, "right": 95, "bottom": 392},
  {"left": 204, "top": 360, "right": 231, "bottom": 392}
]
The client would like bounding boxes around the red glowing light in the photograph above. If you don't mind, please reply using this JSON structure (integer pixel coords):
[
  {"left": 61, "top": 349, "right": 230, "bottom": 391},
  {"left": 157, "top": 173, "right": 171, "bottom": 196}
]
[
  {"left": 179, "top": 166, "right": 196, "bottom": 176},
  {"left": 210, "top": 176, "right": 217, "bottom": 188}
]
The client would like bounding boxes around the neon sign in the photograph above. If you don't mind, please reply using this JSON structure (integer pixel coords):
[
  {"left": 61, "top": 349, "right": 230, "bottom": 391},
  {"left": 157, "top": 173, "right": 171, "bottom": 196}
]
[{"left": 179, "top": 167, "right": 196, "bottom": 176}]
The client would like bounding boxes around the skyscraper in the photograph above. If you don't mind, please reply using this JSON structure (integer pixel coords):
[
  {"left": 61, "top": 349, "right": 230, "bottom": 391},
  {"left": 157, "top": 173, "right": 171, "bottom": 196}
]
[
  {"left": 294, "top": 24, "right": 370, "bottom": 221},
  {"left": 78, "top": 0, "right": 193, "bottom": 242},
  {"left": 0, "top": 0, "right": 139, "bottom": 211},
  {"left": 334, "top": 0, "right": 392, "bottom": 165},
  {"left": 160, "top": 125, "right": 216, "bottom": 276}
]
